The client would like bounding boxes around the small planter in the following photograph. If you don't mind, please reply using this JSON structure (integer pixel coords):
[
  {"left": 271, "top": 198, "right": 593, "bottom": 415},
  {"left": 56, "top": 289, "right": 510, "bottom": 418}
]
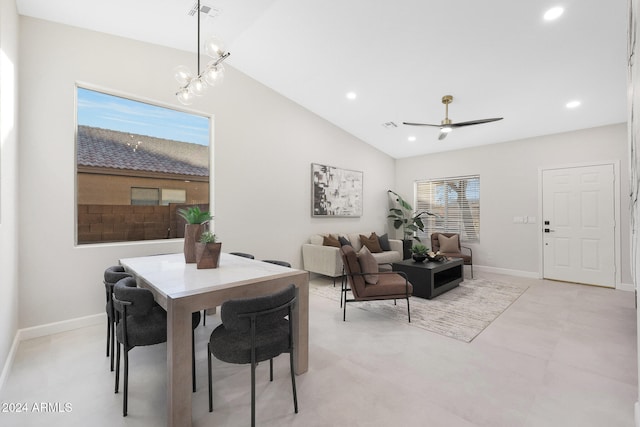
[
  {"left": 412, "top": 253, "right": 427, "bottom": 263},
  {"left": 195, "top": 242, "right": 222, "bottom": 269},
  {"left": 184, "top": 224, "right": 205, "bottom": 263}
]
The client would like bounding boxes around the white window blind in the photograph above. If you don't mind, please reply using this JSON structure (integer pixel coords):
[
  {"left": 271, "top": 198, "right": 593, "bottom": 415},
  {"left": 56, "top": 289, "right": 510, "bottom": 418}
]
[{"left": 415, "top": 175, "right": 480, "bottom": 242}]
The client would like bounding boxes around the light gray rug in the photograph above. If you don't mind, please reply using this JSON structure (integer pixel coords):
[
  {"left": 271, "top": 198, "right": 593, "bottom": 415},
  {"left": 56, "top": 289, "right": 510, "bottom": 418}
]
[{"left": 310, "top": 277, "right": 529, "bottom": 342}]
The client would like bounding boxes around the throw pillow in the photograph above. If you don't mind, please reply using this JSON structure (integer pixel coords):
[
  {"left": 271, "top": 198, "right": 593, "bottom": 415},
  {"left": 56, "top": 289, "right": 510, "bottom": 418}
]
[
  {"left": 360, "top": 232, "right": 383, "bottom": 253},
  {"left": 357, "top": 246, "right": 379, "bottom": 284},
  {"left": 323, "top": 234, "right": 340, "bottom": 247},
  {"left": 338, "top": 235, "right": 352, "bottom": 247},
  {"left": 378, "top": 233, "right": 391, "bottom": 251},
  {"left": 438, "top": 234, "right": 459, "bottom": 253}
]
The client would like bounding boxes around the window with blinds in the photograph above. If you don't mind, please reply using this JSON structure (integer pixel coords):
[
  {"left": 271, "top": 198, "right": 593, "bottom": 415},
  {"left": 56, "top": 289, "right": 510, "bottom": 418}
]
[{"left": 415, "top": 175, "right": 480, "bottom": 242}]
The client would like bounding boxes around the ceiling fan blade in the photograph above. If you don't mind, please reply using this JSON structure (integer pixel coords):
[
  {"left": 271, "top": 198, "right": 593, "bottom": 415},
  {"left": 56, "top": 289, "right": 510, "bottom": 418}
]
[
  {"left": 438, "top": 130, "right": 449, "bottom": 141},
  {"left": 450, "top": 117, "right": 503, "bottom": 127},
  {"left": 402, "top": 122, "right": 441, "bottom": 127}
]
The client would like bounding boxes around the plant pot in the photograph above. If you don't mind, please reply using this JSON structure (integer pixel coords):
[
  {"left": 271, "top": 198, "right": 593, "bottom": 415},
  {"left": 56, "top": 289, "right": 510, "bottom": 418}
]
[
  {"left": 184, "top": 224, "right": 205, "bottom": 263},
  {"left": 412, "top": 254, "right": 427, "bottom": 262},
  {"left": 402, "top": 239, "right": 413, "bottom": 260},
  {"left": 195, "top": 242, "right": 222, "bottom": 269}
]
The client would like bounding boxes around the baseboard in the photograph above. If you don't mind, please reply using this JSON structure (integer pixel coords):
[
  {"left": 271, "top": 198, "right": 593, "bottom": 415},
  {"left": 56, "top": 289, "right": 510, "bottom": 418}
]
[
  {"left": 0, "top": 333, "right": 21, "bottom": 392},
  {"left": 617, "top": 282, "right": 635, "bottom": 292},
  {"left": 18, "top": 313, "right": 104, "bottom": 341},
  {"left": 635, "top": 401, "right": 640, "bottom": 427},
  {"left": 473, "top": 265, "right": 539, "bottom": 279},
  {"left": 0, "top": 313, "right": 105, "bottom": 392}
]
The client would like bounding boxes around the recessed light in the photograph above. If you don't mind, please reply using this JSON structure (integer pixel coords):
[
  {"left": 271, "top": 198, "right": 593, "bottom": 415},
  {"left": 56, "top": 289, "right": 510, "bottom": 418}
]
[
  {"left": 566, "top": 100, "right": 581, "bottom": 109},
  {"left": 408, "top": 136, "right": 416, "bottom": 142},
  {"left": 346, "top": 92, "right": 357, "bottom": 100},
  {"left": 544, "top": 6, "right": 564, "bottom": 21}
]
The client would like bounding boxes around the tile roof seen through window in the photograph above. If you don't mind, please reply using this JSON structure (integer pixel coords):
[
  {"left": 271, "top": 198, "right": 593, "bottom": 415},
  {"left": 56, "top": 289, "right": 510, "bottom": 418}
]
[{"left": 77, "top": 126, "right": 209, "bottom": 177}]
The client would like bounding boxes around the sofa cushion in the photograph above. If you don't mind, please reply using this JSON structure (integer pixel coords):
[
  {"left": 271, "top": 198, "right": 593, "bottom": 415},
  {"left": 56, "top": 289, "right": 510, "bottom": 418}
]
[
  {"left": 378, "top": 233, "right": 391, "bottom": 251},
  {"left": 358, "top": 246, "right": 379, "bottom": 284},
  {"left": 360, "top": 233, "right": 383, "bottom": 253},
  {"left": 371, "top": 250, "right": 402, "bottom": 264},
  {"left": 323, "top": 235, "right": 341, "bottom": 247},
  {"left": 338, "top": 235, "right": 352, "bottom": 247},
  {"left": 438, "top": 234, "right": 459, "bottom": 253}
]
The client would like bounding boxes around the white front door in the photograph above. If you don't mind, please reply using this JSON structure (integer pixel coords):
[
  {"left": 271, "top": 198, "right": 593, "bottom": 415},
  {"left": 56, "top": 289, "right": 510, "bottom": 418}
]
[{"left": 542, "top": 164, "right": 615, "bottom": 287}]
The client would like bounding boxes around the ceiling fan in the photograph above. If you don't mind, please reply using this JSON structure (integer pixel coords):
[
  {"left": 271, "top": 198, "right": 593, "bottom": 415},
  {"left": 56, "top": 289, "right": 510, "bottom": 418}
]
[{"left": 403, "top": 95, "right": 503, "bottom": 140}]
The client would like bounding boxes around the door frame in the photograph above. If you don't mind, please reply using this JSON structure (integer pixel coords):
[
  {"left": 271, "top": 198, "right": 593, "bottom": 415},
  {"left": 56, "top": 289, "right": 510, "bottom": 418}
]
[{"left": 537, "top": 160, "right": 621, "bottom": 287}]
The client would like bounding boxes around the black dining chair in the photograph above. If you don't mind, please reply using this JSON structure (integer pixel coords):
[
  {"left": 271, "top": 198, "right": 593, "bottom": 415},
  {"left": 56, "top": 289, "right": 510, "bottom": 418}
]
[
  {"left": 262, "top": 260, "right": 292, "bottom": 268},
  {"left": 207, "top": 284, "right": 298, "bottom": 426},
  {"left": 103, "top": 265, "right": 131, "bottom": 372},
  {"left": 113, "top": 277, "right": 202, "bottom": 416},
  {"left": 229, "top": 252, "right": 255, "bottom": 259}
]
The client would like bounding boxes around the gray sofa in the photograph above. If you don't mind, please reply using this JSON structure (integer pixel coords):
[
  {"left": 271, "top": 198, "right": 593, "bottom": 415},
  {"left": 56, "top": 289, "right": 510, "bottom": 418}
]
[{"left": 302, "top": 232, "right": 403, "bottom": 278}]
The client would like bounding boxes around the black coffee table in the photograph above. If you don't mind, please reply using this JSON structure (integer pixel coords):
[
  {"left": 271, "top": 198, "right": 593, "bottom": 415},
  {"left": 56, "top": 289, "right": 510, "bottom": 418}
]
[{"left": 392, "top": 258, "right": 464, "bottom": 299}]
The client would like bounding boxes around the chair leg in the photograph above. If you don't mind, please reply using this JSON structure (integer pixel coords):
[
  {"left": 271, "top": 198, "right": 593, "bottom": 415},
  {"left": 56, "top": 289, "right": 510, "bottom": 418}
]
[
  {"left": 407, "top": 297, "right": 411, "bottom": 323},
  {"left": 123, "top": 349, "right": 129, "bottom": 417},
  {"left": 251, "top": 358, "right": 256, "bottom": 427},
  {"left": 115, "top": 342, "right": 120, "bottom": 393},
  {"left": 289, "top": 351, "right": 299, "bottom": 414},
  {"left": 109, "top": 320, "right": 115, "bottom": 372},
  {"left": 203, "top": 310, "right": 206, "bottom": 326},
  {"left": 270, "top": 358, "right": 274, "bottom": 381},
  {"left": 207, "top": 343, "right": 213, "bottom": 413},
  {"left": 471, "top": 264, "right": 474, "bottom": 278},
  {"left": 192, "top": 329, "right": 196, "bottom": 392},
  {"left": 106, "top": 318, "right": 110, "bottom": 357}
]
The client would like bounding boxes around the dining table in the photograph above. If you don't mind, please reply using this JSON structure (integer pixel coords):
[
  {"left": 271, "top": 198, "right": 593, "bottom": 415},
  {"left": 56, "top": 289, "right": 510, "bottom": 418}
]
[{"left": 119, "top": 252, "right": 309, "bottom": 427}]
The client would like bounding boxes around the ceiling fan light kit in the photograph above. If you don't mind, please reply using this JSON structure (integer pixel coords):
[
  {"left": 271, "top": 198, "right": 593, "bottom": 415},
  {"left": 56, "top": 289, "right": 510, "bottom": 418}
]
[{"left": 403, "top": 95, "right": 503, "bottom": 140}]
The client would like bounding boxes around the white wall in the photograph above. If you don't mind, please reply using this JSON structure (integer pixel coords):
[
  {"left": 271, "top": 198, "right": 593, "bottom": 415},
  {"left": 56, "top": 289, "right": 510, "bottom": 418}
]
[
  {"left": 17, "top": 17, "right": 395, "bottom": 329},
  {"left": 395, "top": 123, "right": 631, "bottom": 284},
  {"left": 0, "top": 0, "right": 20, "bottom": 383}
]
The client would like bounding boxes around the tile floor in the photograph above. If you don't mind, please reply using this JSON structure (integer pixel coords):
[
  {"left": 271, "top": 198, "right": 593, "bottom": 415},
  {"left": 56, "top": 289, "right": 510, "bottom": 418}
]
[{"left": 0, "top": 272, "right": 637, "bottom": 427}]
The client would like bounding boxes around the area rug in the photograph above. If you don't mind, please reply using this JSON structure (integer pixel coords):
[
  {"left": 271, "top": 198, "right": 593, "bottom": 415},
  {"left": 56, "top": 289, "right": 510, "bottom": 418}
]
[{"left": 310, "top": 277, "right": 528, "bottom": 342}]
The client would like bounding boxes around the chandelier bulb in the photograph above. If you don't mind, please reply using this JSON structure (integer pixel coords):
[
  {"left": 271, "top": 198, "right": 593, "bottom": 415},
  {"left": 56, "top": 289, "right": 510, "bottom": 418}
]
[
  {"left": 204, "top": 63, "right": 225, "bottom": 86},
  {"left": 204, "top": 36, "right": 226, "bottom": 60},
  {"left": 174, "top": 65, "right": 193, "bottom": 86},
  {"left": 176, "top": 88, "right": 195, "bottom": 105}
]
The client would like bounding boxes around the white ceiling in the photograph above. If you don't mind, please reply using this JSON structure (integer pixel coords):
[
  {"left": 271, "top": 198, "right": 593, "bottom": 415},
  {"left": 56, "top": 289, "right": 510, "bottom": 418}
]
[{"left": 16, "top": 0, "right": 629, "bottom": 159}]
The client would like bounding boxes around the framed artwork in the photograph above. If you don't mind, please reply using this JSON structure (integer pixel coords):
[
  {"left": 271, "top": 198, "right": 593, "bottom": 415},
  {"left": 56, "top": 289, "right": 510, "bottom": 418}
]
[{"left": 311, "top": 163, "right": 363, "bottom": 217}]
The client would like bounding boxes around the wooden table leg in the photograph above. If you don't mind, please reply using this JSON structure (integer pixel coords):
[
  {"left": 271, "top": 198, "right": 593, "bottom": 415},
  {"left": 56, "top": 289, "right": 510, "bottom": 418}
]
[{"left": 167, "top": 297, "right": 193, "bottom": 427}]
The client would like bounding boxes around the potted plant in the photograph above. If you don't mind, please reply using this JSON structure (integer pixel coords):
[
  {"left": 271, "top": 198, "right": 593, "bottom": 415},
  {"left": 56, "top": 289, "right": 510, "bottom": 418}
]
[
  {"left": 195, "top": 231, "right": 222, "bottom": 269},
  {"left": 411, "top": 243, "right": 429, "bottom": 262},
  {"left": 177, "top": 206, "right": 213, "bottom": 263},
  {"left": 387, "top": 190, "right": 435, "bottom": 259}
]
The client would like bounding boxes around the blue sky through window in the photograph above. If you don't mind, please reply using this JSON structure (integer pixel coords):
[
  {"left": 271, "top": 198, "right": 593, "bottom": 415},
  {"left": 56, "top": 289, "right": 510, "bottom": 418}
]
[{"left": 77, "top": 87, "right": 210, "bottom": 146}]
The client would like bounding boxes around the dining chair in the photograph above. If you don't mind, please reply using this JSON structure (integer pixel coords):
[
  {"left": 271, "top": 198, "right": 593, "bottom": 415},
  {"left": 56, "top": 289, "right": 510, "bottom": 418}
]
[
  {"left": 229, "top": 252, "right": 255, "bottom": 259},
  {"left": 262, "top": 260, "right": 292, "bottom": 267},
  {"left": 113, "top": 277, "right": 202, "bottom": 416},
  {"left": 207, "top": 284, "right": 298, "bottom": 426},
  {"left": 103, "top": 265, "right": 131, "bottom": 372}
]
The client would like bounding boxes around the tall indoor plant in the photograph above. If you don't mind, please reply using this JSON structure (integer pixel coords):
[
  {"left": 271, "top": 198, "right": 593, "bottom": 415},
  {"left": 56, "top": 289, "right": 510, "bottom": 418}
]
[
  {"left": 177, "top": 206, "right": 213, "bottom": 263},
  {"left": 387, "top": 190, "right": 434, "bottom": 259}
]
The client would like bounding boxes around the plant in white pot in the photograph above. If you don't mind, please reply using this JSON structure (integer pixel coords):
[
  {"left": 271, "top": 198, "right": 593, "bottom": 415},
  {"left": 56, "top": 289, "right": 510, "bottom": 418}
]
[
  {"left": 195, "top": 231, "right": 222, "bottom": 269},
  {"left": 177, "top": 206, "right": 212, "bottom": 263}
]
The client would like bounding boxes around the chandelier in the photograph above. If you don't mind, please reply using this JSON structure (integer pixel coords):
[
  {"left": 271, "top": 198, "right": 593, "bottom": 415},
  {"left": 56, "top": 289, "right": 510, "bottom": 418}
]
[{"left": 175, "top": 0, "right": 230, "bottom": 105}]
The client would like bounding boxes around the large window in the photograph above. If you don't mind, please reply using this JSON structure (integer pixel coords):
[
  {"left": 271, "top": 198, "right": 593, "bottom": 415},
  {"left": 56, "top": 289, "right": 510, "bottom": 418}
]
[
  {"left": 76, "top": 86, "right": 211, "bottom": 244},
  {"left": 415, "top": 175, "right": 480, "bottom": 242}
]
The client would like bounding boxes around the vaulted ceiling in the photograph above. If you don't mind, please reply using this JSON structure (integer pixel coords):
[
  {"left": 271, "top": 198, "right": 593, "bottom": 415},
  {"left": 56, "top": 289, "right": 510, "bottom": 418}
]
[{"left": 16, "top": 0, "right": 628, "bottom": 158}]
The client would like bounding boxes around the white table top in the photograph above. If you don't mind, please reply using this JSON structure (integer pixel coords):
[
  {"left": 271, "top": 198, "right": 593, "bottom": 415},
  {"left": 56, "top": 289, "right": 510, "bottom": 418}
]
[{"left": 119, "top": 252, "right": 301, "bottom": 299}]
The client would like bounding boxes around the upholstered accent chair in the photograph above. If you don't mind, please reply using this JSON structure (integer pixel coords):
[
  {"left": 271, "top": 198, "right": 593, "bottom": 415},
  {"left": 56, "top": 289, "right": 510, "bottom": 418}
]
[
  {"left": 229, "top": 252, "right": 255, "bottom": 259},
  {"left": 430, "top": 233, "right": 473, "bottom": 278},
  {"left": 103, "top": 265, "right": 132, "bottom": 372},
  {"left": 339, "top": 245, "right": 413, "bottom": 322},
  {"left": 207, "top": 284, "right": 298, "bottom": 427}
]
